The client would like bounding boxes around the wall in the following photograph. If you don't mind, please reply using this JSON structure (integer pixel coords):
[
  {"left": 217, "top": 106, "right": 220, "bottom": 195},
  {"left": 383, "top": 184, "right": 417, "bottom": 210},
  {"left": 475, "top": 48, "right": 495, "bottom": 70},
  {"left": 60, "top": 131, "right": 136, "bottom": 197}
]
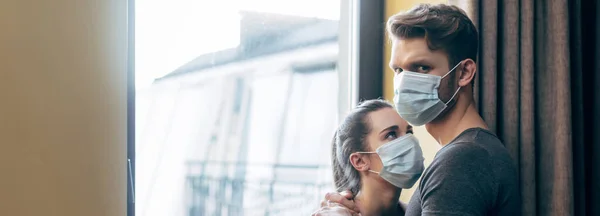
[
  {"left": 0, "top": 0, "right": 128, "bottom": 215},
  {"left": 383, "top": 0, "right": 447, "bottom": 203}
]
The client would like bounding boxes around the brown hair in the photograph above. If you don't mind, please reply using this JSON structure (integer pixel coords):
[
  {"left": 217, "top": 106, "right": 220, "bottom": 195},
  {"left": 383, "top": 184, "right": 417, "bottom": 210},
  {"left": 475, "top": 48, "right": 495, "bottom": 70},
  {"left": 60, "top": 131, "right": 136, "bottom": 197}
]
[
  {"left": 331, "top": 99, "right": 393, "bottom": 194},
  {"left": 386, "top": 4, "right": 478, "bottom": 73}
]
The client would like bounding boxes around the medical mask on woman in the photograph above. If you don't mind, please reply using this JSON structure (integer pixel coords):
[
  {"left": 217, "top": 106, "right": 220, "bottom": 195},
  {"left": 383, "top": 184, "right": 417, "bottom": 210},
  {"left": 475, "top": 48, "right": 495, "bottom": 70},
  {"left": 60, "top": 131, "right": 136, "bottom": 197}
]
[
  {"left": 356, "top": 133, "right": 424, "bottom": 189},
  {"left": 393, "top": 61, "right": 463, "bottom": 126}
]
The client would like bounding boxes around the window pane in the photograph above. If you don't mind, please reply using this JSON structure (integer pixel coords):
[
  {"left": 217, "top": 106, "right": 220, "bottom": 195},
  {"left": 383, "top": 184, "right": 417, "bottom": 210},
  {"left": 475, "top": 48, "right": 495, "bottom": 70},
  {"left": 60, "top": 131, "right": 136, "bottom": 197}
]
[{"left": 136, "top": 1, "right": 343, "bottom": 215}]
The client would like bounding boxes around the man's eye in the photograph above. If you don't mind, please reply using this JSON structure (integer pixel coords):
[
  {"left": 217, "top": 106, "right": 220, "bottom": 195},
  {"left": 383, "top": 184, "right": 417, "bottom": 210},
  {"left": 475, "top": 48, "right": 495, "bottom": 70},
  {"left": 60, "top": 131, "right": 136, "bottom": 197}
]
[
  {"left": 394, "top": 68, "right": 403, "bottom": 74},
  {"left": 416, "top": 65, "right": 431, "bottom": 72}
]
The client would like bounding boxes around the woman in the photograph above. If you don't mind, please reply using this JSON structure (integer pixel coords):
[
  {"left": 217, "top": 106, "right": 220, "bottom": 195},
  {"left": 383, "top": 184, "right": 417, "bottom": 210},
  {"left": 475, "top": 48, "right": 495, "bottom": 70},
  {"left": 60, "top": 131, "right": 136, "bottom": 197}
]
[{"left": 313, "top": 99, "right": 425, "bottom": 216}]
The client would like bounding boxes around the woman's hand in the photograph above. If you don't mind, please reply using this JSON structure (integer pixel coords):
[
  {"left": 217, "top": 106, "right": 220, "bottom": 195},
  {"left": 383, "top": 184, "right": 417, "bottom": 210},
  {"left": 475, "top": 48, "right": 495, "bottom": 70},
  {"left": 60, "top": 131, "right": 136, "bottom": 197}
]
[
  {"left": 319, "top": 190, "right": 359, "bottom": 212},
  {"left": 312, "top": 201, "right": 359, "bottom": 216}
]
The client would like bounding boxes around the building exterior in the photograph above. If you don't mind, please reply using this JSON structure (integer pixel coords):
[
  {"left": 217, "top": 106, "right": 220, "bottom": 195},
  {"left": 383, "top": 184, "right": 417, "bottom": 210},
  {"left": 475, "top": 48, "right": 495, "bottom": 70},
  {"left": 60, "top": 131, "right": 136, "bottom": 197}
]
[{"left": 136, "top": 11, "right": 340, "bottom": 216}]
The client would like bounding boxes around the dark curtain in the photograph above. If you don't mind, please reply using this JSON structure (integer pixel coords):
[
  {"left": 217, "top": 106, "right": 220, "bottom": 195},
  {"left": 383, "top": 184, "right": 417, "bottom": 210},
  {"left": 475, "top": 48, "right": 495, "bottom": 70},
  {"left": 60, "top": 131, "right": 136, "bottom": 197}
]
[{"left": 449, "top": 0, "right": 600, "bottom": 215}]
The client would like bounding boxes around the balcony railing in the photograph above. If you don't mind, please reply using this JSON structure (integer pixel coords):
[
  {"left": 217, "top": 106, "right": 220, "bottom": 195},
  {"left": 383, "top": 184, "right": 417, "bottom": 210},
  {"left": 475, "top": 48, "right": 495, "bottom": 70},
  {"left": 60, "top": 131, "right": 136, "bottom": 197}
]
[{"left": 185, "top": 161, "right": 333, "bottom": 216}]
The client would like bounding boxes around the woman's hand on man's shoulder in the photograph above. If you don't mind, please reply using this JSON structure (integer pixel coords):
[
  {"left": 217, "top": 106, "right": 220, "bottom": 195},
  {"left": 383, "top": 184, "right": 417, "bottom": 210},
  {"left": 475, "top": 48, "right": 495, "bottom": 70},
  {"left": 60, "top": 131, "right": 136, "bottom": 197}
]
[
  {"left": 312, "top": 190, "right": 360, "bottom": 216},
  {"left": 312, "top": 202, "right": 359, "bottom": 216}
]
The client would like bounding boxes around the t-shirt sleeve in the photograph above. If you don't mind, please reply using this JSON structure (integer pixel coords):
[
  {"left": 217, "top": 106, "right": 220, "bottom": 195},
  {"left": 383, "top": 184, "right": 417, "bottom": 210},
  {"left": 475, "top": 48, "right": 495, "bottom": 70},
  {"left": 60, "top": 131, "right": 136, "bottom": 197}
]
[{"left": 418, "top": 143, "right": 497, "bottom": 216}]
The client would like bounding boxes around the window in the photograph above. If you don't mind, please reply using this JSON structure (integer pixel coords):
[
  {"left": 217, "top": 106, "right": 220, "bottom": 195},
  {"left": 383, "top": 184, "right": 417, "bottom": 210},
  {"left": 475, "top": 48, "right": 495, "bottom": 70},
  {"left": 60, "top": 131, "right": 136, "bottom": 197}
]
[{"left": 131, "top": 0, "right": 375, "bottom": 215}]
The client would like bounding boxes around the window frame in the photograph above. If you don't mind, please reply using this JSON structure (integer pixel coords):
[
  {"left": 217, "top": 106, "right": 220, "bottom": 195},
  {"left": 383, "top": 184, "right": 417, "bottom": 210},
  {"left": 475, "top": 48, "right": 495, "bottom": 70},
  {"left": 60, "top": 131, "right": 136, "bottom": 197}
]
[
  {"left": 127, "top": 0, "right": 135, "bottom": 216},
  {"left": 126, "top": 0, "right": 384, "bottom": 214},
  {"left": 337, "top": 0, "right": 355, "bottom": 122},
  {"left": 355, "top": 0, "right": 385, "bottom": 101},
  {"left": 338, "top": 0, "right": 385, "bottom": 122}
]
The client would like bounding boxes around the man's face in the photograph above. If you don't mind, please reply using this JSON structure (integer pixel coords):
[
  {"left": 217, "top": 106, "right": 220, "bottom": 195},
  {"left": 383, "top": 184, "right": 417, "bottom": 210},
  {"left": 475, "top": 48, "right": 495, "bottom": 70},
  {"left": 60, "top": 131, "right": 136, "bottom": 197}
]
[{"left": 388, "top": 37, "right": 459, "bottom": 105}]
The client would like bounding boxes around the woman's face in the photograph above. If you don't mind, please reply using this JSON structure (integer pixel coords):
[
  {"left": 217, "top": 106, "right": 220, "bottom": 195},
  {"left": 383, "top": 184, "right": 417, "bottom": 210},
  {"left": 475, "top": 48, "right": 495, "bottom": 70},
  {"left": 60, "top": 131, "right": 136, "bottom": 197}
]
[{"left": 364, "top": 107, "right": 413, "bottom": 180}]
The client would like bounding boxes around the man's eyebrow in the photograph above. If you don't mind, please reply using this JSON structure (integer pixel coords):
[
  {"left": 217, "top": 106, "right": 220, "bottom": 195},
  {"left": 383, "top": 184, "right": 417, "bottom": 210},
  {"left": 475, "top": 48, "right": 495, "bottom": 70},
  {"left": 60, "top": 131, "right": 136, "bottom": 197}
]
[
  {"left": 407, "top": 58, "right": 433, "bottom": 65},
  {"left": 391, "top": 56, "right": 433, "bottom": 70}
]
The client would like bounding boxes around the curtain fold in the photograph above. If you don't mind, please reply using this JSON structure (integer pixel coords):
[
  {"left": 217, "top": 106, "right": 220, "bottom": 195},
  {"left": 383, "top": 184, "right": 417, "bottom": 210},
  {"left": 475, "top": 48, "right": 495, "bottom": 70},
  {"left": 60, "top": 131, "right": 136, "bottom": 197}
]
[{"left": 449, "top": 0, "right": 599, "bottom": 215}]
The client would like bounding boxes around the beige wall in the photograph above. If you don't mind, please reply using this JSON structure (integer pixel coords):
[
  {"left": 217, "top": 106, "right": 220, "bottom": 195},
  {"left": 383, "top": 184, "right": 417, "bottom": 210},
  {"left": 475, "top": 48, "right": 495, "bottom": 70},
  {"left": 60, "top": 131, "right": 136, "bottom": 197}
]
[
  {"left": 0, "top": 0, "right": 128, "bottom": 215},
  {"left": 383, "top": 0, "right": 447, "bottom": 203}
]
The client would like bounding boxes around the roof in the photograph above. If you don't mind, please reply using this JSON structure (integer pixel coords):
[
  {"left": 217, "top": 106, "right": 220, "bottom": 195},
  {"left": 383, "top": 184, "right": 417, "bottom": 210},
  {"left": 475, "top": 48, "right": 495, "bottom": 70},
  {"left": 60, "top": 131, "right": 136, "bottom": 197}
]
[{"left": 155, "top": 11, "right": 338, "bottom": 81}]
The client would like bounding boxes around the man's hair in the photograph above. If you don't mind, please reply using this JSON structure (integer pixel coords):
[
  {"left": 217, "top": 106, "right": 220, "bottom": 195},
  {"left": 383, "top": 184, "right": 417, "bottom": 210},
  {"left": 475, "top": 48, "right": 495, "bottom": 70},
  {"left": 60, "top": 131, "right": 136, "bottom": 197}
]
[{"left": 386, "top": 4, "right": 478, "bottom": 74}]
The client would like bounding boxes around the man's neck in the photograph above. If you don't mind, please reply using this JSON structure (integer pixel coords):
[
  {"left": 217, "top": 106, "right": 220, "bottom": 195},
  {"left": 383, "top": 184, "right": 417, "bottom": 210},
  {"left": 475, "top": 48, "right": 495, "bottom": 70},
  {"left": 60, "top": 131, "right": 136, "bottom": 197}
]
[
  {"left": 425, "top": 95, "right": 488, "bottom": 145},
  {"left": 355, "top": 181, "right": 401, "bottom": 216}
]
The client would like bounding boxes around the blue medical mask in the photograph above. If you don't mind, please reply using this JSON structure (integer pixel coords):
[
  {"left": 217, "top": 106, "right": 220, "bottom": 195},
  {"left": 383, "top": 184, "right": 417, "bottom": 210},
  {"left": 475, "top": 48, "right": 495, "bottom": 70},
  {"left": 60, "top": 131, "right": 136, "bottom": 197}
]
[
  {"left": 354, "top": 134, "right": 424, "bottom": 189},
  {"left": 393, "top": 61, "right": 463, "bottom": 126}
]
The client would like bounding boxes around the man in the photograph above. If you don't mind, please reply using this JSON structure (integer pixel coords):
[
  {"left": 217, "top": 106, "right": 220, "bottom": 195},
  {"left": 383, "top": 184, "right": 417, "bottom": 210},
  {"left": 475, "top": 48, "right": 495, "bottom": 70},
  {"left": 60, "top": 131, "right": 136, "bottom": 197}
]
[{"left": 316, "top": 4, "right": 520, "bottom": 216}]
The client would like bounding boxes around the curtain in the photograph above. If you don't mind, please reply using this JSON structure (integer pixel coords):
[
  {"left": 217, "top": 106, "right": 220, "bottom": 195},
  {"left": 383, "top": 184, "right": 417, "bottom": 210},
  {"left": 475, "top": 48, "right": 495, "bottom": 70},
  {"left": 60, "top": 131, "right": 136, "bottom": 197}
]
[{"left": 449, "top": 0, "right": 600, "bottom": 215}]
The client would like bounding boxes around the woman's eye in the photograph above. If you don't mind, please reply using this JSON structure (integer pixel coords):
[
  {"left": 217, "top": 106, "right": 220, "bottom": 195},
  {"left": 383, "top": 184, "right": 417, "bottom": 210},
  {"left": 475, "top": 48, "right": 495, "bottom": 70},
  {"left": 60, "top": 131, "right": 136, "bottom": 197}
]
[
  {"left": 385, "top": 131, "right": 398, "bottom": 140},
  {"left": 406, "top": 129, "right": 414, "bottom": 134},
  {"left": 394, "top": 68, "right": 403, "bottom": 74}
]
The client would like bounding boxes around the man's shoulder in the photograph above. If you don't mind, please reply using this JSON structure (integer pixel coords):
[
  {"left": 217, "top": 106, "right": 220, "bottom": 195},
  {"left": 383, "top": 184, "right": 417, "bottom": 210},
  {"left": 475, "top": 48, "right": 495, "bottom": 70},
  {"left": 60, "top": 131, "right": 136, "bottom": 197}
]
[
  {"left": 424, "top": 128, "right": 503, "bottom": 179},
  {"left": 416, "top": 137, "right": 499, "bottom": 216},
  {"left": 434, "top": 127, "right": 506, "bottom": 161},
  {"left": 422, "top": 127, "right": 516, "bottom": 189},
  {"left": 448, "top": 127, "right": 501, "bottom": 144},
  {"left": 435, "top": 140, "right": 491, "bottom": 162},
  {"left": 413, "top": 128, "right": 518, "bottom": 215},
  {"left": 428, "top": 142, "right": 492, "bottom": 176}
]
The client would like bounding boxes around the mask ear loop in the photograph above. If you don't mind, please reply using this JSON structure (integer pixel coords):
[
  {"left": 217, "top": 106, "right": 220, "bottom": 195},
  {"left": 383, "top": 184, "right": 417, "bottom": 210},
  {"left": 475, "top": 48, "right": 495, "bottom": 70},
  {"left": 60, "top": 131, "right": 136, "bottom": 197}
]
[
  {"left": 441, "top": 60, "right": 464, "bottom": 79},
  {"left": 441, "top": 61, "right": 464, "bottom": 104},
  {"left": 349, "top": 152, "right": 379, "bottom": 174},
  {"left": 368, "top": 170, "right": 380, "bottom": 174},
  {"left": 445, "top": 86, "right": 462, "bottom": 105}
]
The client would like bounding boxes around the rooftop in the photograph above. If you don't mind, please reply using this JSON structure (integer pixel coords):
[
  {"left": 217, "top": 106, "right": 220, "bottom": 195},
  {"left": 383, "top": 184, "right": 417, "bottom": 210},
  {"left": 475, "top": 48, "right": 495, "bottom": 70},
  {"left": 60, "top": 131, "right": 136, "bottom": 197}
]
[{"left": 155, "top": 11, "right": 338, "bottom": 81}]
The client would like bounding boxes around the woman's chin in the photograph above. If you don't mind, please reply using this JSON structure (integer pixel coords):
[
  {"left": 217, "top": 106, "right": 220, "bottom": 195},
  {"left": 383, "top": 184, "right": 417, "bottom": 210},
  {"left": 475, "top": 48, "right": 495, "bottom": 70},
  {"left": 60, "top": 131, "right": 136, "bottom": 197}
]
[{"left": 376, "top": 177, "right": 402, "bottom": 193}]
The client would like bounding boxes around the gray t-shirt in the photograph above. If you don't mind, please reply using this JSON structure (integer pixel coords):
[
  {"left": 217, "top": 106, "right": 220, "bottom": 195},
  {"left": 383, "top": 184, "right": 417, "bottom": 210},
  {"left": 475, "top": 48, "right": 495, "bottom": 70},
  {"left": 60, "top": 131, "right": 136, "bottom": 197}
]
[{"left": 405, "top": 128, "right": 520, "bottom": 216}]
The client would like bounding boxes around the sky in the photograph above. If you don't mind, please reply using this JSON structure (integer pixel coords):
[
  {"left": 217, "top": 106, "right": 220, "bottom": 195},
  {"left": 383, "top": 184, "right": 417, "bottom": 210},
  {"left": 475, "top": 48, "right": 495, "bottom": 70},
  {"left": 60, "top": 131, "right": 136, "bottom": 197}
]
[{"left": 135, "top": 0, "right": 340, "bottom": 89}]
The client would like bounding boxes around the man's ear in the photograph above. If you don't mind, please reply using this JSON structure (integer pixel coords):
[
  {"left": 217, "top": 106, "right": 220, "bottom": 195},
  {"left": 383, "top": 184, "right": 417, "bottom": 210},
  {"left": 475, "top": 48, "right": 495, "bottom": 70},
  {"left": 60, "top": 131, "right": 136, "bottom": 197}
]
[
  {"left": 458, "top": 59, "right": 477, "bottom": 87},
  {"left": 349, "top": 153, "right": 370, "bottom": 172}
]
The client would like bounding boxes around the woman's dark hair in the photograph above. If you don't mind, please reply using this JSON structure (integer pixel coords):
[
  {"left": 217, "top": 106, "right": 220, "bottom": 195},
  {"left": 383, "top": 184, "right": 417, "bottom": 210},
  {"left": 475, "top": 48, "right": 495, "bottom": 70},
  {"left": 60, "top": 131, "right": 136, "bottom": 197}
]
[{"left": 332, "top": 99, "right": 394, "bottom": 194}]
